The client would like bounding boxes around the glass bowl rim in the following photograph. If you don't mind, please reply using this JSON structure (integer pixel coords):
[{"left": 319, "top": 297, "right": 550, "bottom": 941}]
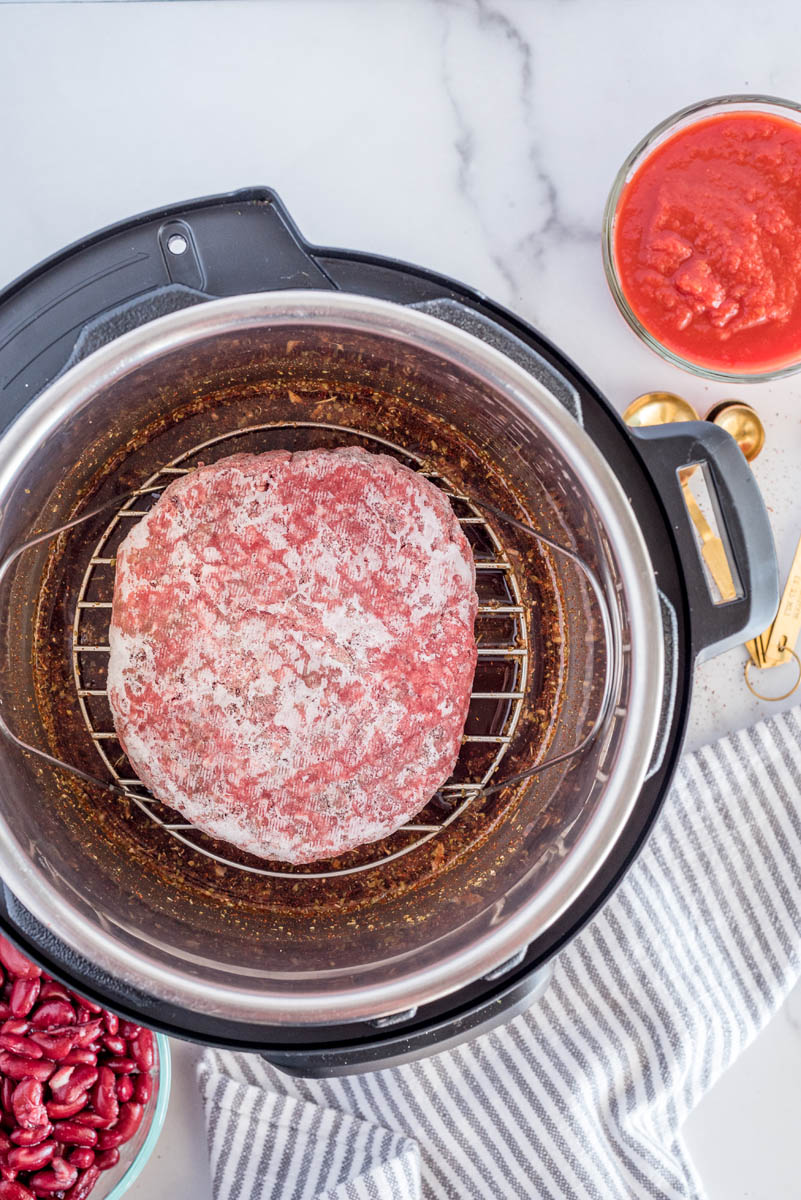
[
  {"left": 602, "top": 93, "right": 801, "bottom": 383},
  {"left": 103, "top": 1032, "right": 172, "bottom": 1200}
]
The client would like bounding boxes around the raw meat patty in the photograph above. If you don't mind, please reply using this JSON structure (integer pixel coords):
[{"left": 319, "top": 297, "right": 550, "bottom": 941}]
[{"left": 108, "top": 447, "right": 478, "bottom": 864}]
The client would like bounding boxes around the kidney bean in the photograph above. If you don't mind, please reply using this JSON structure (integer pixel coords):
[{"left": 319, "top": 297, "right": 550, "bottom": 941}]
[
  {"left": 6, "top": 1140, "right": 55, "bottom": 1172},
  {"left": 101, "top": 1058, "right": 136, "bottom": 1075},
  {"left": 0, "top": 1025, "right": 28, "bottom": 1039},
  {"left": 0, "top": 1172, "right": 17, "bottom": 1186},
  {"left": 11, "top": 1081, "right": 45, "bottom": 1131},
  {"left": 66, "top": 1149, "right": 93, "bottom": 1170},
  {"left": 27, "top": 1033, "right": 78, "bottom": 1062},
  {"left": 93, "top": 1129, "right": 124, "bottom": 1151},
  {"left": 0, "top": 940, "right": 39, "bottom": 982},
  {"left": 101, "top": 1013, "right": 118, "bottom": 1037},
  {"left": 51, "top": 1156, "right": 77, "bottom": 1187},
  {"left": 9, "top": 1126, "right": 51, "bottom": 1147},
  {"left": 44, "top": 1096, "right": 86, "bottom": 1122},
  {"left": 0, "top": 1057, "right": 53, "bottom": 1084},
  {"left": 59, "top": 1084, "right": 91, "bottom": 1110},
  {"left": 0, "top": 1038, "right": 42, "bottom": 1061},
  {"left": 1, "top": 1079, "right": 13, "bottom": 1113},
  {"left": 63, "top": 1068, "right": 95, "bottom": 1096},
  {"left": 29, "top": 1159, "right": 77, "bottom": 1193},
  {"left": 30, "top": 1002, "right": 75, "bottom": 1031},
  {"left": 115, "top": 1076, "right": 133, "bottom": 1103},
  {"left": 16, "top": 1042, "right": 43, "bottom": 1064},
  {"left": 64, "top": 1165, "right": 99, "bottom": 1200},
  {"left": 132, "top": 1073, "right": 151, "bottom": 1106},
  {"left": 0, "top": 1182, "right": 34, "bottom": 1200},
  {"left": 8, "top": 981, "right": 39, "bottom": 1022},
  {"left": 71, "top": 1023, "right": 101, "bottom": 1050},
  {"left": 0, "top": 1010, "right": 12, "bottom": 1025},
  {"left": 128, "top": 1030, "right": 153, "bottom": 1072},
  {"left": 28, "top": 1180, "right": 66, "bottom": 1197},
  {"left": 0, "top": 1133, "right": 9, "bottom": 1153},
  {"left": 89, "top": 1070, "right": 116, "bottom": 1126},
  {"left": 70, "top": 1113, "right": 105, "bottom": 1130},
  {"left": 117, "top": 1022, "right": 140, "bottom": 1039},
  {"left": 96, "top": 1101, "right": 142, "bottom": 1151},
  {"left": 36, "top": 985, "right": 70, "bottom": 1005},
  {"left": 48, "top": 1066, "right": 95, "bottom": 1107},
  {"left": 36, "top": 1025, "right": 76, "bottom": 1041},
  {"left": 58, "top": 1051, "right": 95, "bottom": 1069},
  {"left": 99, "top": 1036, "right": 125, "bottom": 1057},
  {"left": 46, "top": 1066, "right": 73, "bottom": 1096},
  {"left": 51, "top": 1123, "right": 96, "bottom": 1149},
  {"left": 76, "top": 998, "right": 101, "bottom": 1015},
  {"left": 94, "top": 1146, "right": 119, "bottom": 1171}
]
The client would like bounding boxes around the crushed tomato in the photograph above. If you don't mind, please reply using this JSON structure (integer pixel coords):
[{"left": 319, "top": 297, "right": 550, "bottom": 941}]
[{"left": 614, "top": 110, "right": 801, "bottom": 372}]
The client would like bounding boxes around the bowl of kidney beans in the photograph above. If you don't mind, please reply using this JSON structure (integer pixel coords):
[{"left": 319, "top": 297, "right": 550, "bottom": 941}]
[{"left": 0, "top": 935, "right": 171, "bottom": 1200}]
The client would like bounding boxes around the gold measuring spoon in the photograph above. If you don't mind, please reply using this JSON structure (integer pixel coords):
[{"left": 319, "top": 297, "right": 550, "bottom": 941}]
[
  {"left": 623, "top": 392, "right": 699, "bottom": 427},
  {"left": 705, "top": 401, "right": 766, "bottom": 464},
  {"left": 745, "top": 530, "right": 801, "bottom": 682},
  {"left": 623, "top": 393, "right": 738, "bottom": 604}
]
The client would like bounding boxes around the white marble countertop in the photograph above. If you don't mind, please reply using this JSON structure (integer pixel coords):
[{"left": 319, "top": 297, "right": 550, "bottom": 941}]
[{"left": 1, "top": 1, "right": 801, "bottom": 1196}]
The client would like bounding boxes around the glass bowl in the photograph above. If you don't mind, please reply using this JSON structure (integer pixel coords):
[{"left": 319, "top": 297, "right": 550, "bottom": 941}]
[
  {"left": 93, "top": 1032, "right": 171, "bottom": 1199},
  {"left": 602, "top": 94, "right": 801, "bottom": 383}
]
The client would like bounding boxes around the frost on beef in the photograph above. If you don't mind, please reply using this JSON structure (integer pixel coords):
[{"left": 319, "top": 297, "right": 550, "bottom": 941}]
[{"left": 108, "top": 447, "right": 478, "bottom": 864}]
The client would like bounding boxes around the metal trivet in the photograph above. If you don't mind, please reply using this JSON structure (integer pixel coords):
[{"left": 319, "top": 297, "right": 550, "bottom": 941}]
[{"left": 0, "top": 423, "right": 614, "bottom": 881}]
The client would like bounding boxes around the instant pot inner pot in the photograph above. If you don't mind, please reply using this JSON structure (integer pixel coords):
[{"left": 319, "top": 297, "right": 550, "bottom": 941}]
[{"left": 0, "top": 317, "right": 632, "bottom": 1018}]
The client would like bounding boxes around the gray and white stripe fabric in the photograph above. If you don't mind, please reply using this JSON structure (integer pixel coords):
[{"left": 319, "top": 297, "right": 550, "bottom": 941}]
[{"left": 198, "top": 707, "right": 801, "bottom": 1199}]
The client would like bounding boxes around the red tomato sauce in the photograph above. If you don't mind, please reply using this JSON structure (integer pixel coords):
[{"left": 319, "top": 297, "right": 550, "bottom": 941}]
[{"left": 613, "top": 110, "right": 801, "bottom": 373}]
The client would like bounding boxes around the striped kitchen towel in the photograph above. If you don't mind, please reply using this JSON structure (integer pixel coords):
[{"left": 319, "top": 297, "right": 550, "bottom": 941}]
[{"left": 197, "top": 707, "right": 801, "bottom": 1199}]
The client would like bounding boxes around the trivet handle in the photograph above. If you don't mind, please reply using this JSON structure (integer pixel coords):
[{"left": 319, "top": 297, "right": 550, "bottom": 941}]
[
  {"left": 471, "top": 499, "right": 617, "bottom": 795},
  {"left": 0, "top": 485, "right": 161, "bottom": 802},
  {"left": 630, "top": 421, "right": 778, "bottom": 662}
]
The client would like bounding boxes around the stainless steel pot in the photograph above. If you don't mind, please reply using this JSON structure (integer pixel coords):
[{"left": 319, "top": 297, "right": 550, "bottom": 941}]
[{"left": 0, "top": 290, "right": 676, "bottom": 1026}]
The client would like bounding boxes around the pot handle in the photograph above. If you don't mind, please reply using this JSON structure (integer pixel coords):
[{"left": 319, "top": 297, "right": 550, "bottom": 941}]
[{"left": 630, "top": 421, "right": 778, "bottom": 662}]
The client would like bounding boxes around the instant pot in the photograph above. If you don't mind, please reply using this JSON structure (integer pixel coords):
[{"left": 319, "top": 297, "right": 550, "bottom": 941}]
[{"left": 0, "top": 188, "right": 778, "bottom": 1074}]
